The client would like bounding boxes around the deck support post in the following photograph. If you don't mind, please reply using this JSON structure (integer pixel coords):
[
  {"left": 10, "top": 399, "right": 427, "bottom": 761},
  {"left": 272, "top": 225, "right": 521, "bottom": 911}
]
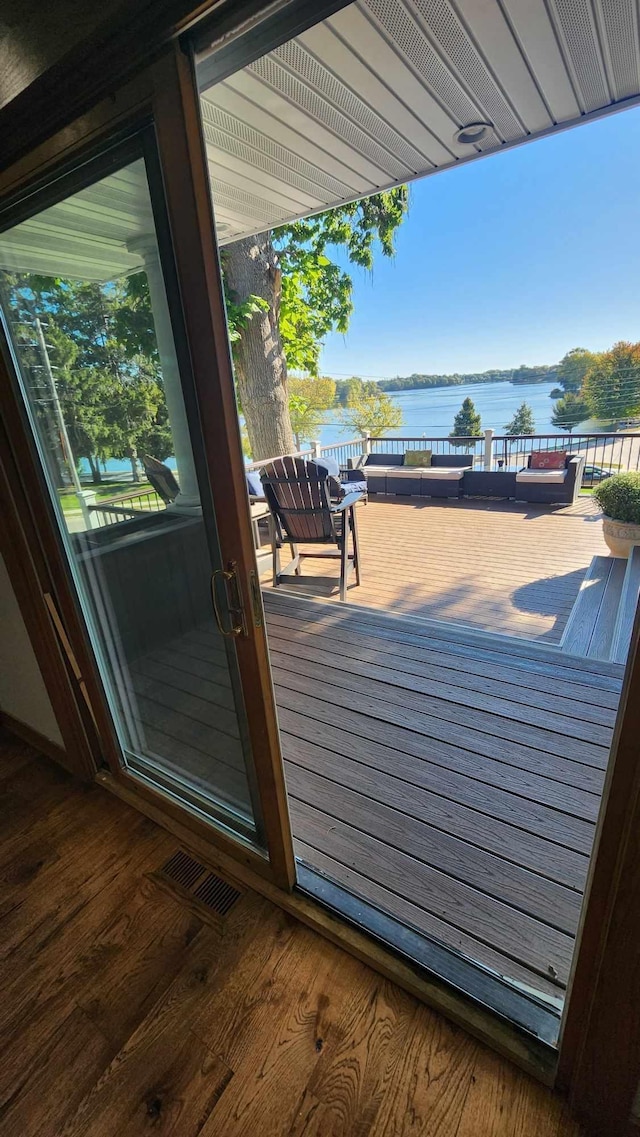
[{"left": 363, "top": 434, "right": 371, "bottom": 456}]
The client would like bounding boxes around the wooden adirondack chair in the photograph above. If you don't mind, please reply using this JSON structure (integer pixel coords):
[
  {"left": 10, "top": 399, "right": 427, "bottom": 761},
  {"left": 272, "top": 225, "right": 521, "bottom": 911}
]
[{"left": 260, "top": 456, "right": 363, "bottom": 602}]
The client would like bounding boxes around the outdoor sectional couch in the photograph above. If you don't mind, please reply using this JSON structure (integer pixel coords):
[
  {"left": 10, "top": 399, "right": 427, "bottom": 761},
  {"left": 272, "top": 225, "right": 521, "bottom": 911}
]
[
  {"left": 514, "top": 453, "right": 584, "bottom": 504},
  {"left": 347, "top": 452, "right": 473, "bottom": 498},
  {"left": 346, "top": 450, "right": 585, "bottom": 504}
]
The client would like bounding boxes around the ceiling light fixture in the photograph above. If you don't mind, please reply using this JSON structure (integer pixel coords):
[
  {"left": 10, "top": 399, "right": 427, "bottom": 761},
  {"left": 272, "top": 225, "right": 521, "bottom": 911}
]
[{"left": 454, "top": 122, "right": 493, "bottom": 145}]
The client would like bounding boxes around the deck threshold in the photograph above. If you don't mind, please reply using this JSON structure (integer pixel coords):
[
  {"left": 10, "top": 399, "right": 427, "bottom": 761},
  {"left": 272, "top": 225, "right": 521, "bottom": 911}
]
[
  {"left": 296, "top": 862, "right": 561, "bottom": 1048},
  {"left": 265, "top": 586, "right": 625, "bottom": 678}
]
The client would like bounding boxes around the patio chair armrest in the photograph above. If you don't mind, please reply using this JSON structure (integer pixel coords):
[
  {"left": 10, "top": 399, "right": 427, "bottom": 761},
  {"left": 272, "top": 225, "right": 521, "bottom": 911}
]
[{"left": 331, "top": 491, "right": 364, "bottom": 511}]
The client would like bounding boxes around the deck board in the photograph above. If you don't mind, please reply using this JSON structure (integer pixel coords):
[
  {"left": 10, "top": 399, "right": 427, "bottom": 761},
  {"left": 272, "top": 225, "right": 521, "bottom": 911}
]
[
  {"left": 130, "top": 557, "right": 622, "bottom": 1008},
  {"left": 263, "top": 592, "right": 622, "bottom": 1003},
  {"left": 258, "top": 495, "right": 610, "bottom": 642},
  {"left": 264, "top": 612, "right": 616, "bottom": 723}
]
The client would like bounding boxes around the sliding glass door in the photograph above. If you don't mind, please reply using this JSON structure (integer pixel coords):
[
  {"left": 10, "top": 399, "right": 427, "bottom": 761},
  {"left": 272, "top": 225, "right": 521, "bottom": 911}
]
[{"left": 0, "top": 54, "right": 294, "bottom": 886}]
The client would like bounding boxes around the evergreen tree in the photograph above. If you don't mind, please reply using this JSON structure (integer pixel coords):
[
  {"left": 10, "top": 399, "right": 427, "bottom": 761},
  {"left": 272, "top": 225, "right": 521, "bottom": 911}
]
[
  {"left": 450, "top": 397, "right": 482, "bottom": 447},
  {"left": 505, "top": 402, "right": 535, "bottom": 435},
  {"left": 1, "top": 271, "right": 172, "bottom": 483}
]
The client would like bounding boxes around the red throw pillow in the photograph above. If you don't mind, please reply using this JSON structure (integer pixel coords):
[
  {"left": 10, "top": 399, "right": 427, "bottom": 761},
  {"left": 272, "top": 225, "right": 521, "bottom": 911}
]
[{"left": 530, "top": 450, "right": 567, "bottom": 470}]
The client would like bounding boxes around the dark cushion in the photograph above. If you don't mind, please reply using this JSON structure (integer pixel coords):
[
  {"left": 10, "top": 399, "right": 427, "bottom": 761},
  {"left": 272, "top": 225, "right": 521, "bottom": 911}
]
[
  {"left": 365, "top": 453, "right": 403, "bottom": 466},
  {"left": 431, "top": 453, "right": 474, "bottom": 468}
]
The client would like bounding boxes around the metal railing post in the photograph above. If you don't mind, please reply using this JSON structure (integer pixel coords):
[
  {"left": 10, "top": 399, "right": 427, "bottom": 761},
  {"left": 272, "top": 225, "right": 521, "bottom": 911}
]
[{"left": 483, "top": 429, "right": 494, "bottom": 471}]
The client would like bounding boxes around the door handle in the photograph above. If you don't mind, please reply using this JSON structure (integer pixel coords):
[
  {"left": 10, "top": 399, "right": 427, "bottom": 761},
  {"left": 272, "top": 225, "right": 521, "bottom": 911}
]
[{"left": 211, "top": 562, "right": 246, "bottom": 637}]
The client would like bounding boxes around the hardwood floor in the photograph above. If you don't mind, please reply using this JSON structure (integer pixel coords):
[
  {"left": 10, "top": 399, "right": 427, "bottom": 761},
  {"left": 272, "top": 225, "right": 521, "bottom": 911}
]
[
  {"left": 258, "top": 495, "right": 608, "bottom": 642},
  {"left": 0, "top": 730, "right": 584, "bottom": 1136}
]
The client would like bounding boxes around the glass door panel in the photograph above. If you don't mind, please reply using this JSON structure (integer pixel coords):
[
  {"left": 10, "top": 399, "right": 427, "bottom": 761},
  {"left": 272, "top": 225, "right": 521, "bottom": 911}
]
[{"left": 0, "top": 148, "right": 265, "bottom": 847}]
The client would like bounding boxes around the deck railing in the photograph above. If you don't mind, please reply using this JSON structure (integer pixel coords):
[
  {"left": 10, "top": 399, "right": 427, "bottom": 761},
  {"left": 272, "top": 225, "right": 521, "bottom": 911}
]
[
  {"left": 369, "top": 434, "right": 487, "bottom": 463},
  {"left": 82, "top": 428, "right": 640, "bottom": 530},
  {"left": 369, "top": 431, "right": 640, "bottom": 473},
  {"left": 245, "top": 437, "right": 366, "bottom": 473},
  {"left": 492, "top": 432, "right": 640, "bottom": 473},
  {"left": 88, "top": 486, "right": 165, "bottom": 527}
]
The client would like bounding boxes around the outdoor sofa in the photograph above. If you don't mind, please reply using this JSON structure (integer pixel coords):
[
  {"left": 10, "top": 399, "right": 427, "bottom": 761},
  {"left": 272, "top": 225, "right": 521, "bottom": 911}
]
[
  {"left": 347, "top": 451, "right": 472, "bottom": 498},
  {"left": 514, "top": 452, "right": 584, "bottom": 504},
  {"left": 346, "top": 449, "right": 585, "bottom": 505}
]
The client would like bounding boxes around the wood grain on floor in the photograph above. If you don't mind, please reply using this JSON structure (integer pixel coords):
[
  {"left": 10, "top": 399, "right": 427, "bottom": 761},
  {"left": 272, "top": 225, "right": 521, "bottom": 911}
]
[{"left": 0, "top": 731, "right": 584, "bottom": 1136}]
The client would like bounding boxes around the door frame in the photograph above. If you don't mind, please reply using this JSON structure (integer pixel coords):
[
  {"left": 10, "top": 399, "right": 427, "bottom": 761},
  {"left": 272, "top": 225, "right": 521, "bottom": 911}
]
[
  {"left": 0, "top": 46, "right": 295, "bottom": 891},
  {"left": 2, "top": 6, "right": 640, "bottom": 1127}
]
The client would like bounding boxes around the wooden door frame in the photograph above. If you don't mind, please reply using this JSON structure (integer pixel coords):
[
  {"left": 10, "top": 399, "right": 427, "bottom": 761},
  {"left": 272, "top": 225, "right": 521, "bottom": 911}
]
[
  {"left": 557, "top": 610, "right": 640, "bottom": 1132},
  {"left": 2, "top": 3, "right": 640, "bottom": 1126},
  {"left": 0, "top": 416, "right": 98, "bottom": 780},
  {"left": 0, "top": 45, "right": 295, "bottom": 891}
]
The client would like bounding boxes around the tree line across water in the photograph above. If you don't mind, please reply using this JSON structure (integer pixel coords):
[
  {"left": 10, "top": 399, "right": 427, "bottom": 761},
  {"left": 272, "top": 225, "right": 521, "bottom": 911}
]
[
  {"left": 369, "top": 363, "right": 558, "bottom": 393},
  {"left": 292, "top": 341, "right": 640, "bottom": 448}
]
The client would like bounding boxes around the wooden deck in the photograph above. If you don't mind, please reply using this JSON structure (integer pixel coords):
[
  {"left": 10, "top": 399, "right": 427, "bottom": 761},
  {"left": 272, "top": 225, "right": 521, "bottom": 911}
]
[
  {"left": 258, "top": 495, "right": 609, "bottom": 643},
  {"left": 128, "top": 588, "right": 623, "bottom": 1011}
]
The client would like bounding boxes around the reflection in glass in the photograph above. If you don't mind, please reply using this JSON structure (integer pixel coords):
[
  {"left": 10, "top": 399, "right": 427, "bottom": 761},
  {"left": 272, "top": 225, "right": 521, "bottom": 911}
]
[{"left": 0, "top": 157, "right": 263, "bottom": 844}]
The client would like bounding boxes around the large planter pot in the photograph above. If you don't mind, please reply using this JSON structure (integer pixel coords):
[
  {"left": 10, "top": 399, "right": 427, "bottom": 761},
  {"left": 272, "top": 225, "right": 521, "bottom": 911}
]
[{"left": 602, "top": 516, "right": 640, "bottom": 557}]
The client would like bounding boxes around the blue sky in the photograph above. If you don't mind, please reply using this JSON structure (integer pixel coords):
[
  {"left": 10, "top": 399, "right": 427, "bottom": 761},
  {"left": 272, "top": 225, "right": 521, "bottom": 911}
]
[{"left": 318, "top": 105, "right": 640, "bottom": 380}]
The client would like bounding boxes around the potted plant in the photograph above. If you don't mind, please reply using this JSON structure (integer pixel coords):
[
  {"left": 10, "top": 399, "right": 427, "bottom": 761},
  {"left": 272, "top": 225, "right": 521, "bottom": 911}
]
[{"left": 593, "top": 472, "right": 640, "bottom": 556}]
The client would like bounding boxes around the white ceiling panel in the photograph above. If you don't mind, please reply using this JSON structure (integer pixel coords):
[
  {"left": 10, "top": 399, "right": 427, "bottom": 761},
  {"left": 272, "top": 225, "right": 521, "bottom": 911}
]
[
  {"left": 293, "top": 19, "right": 448, "bottom": 167},
  {"left": 452, "top": 0, "right": 553, "bottom": 133},
  {"left": 199, "top": 0, "right": 640, "bottom": 244},
  {"left": 199, "top": 88, "right": 363, "bottom": 195},
  {"left": 551, "top": 0, "right": 610, "bottom": 111},
  {"left": 598, "top": 0, "right": 640, "bottom": 102},
  {"left": 4, "top": 1, "right": 640, "bottom": 282},
  {"left": 317, "top": 10, "right": 462, "bottom": 161},
  {"left": 501, "top": 0, "right": 581, "bottom": 123},
  {"left": 223, "top": 70, "right": 391, "bottom": 183},
  {"left": 247, "top": 53, "right": 418, "bottom": 180}
]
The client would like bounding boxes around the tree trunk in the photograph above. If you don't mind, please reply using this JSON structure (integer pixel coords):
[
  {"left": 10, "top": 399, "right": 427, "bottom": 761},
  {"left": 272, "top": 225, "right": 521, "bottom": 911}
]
[
  {"left": 87, "top": 454, "right": 102, "bottom": 484},
  {"left": 224, "top": 232, "right": 295, "bottom": 461},
  {"left": 127, "top": 446, "right": 140, "bottom": 482}
]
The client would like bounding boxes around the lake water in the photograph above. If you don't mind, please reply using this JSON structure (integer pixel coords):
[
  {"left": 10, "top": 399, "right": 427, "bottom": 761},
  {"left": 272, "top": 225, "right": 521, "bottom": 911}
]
[
  {"left": 80, "top": 379, "right": 563, "bottom": 477},
  {"left": 317, "top": 379, "right": 563, "bottom": 447}
]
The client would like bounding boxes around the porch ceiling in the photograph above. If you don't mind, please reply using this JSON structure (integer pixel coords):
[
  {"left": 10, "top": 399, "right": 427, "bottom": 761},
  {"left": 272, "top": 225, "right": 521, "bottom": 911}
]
[
  {"left": 1, "top": 1, "right": 638, "bottom": 280},
  {"left": 199, "top": 0, "right": 640, "bottom": 244},
  {"left": 0, "top": 161, "right": 153, "bottom": 282}
]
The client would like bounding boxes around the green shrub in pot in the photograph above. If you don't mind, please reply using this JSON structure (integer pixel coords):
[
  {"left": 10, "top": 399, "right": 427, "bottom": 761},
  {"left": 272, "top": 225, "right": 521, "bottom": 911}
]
[
  {"left": 594, "top": 473, "right": 640, "bottom": 523},
  {"left": 594, "top": 472, "right": 640, "bottom": 556}
]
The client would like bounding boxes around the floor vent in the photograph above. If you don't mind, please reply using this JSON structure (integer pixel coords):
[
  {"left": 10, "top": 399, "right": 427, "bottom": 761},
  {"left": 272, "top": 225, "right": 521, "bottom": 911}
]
[
  {"left": 151, "top": 849, "right": 243, "bottom": 928},
  {"left": 193, "top": 872, "right": 242, "bottom": 916},
  {"left": 161, "top": 849, "right": 206, "bottom": 889}
]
